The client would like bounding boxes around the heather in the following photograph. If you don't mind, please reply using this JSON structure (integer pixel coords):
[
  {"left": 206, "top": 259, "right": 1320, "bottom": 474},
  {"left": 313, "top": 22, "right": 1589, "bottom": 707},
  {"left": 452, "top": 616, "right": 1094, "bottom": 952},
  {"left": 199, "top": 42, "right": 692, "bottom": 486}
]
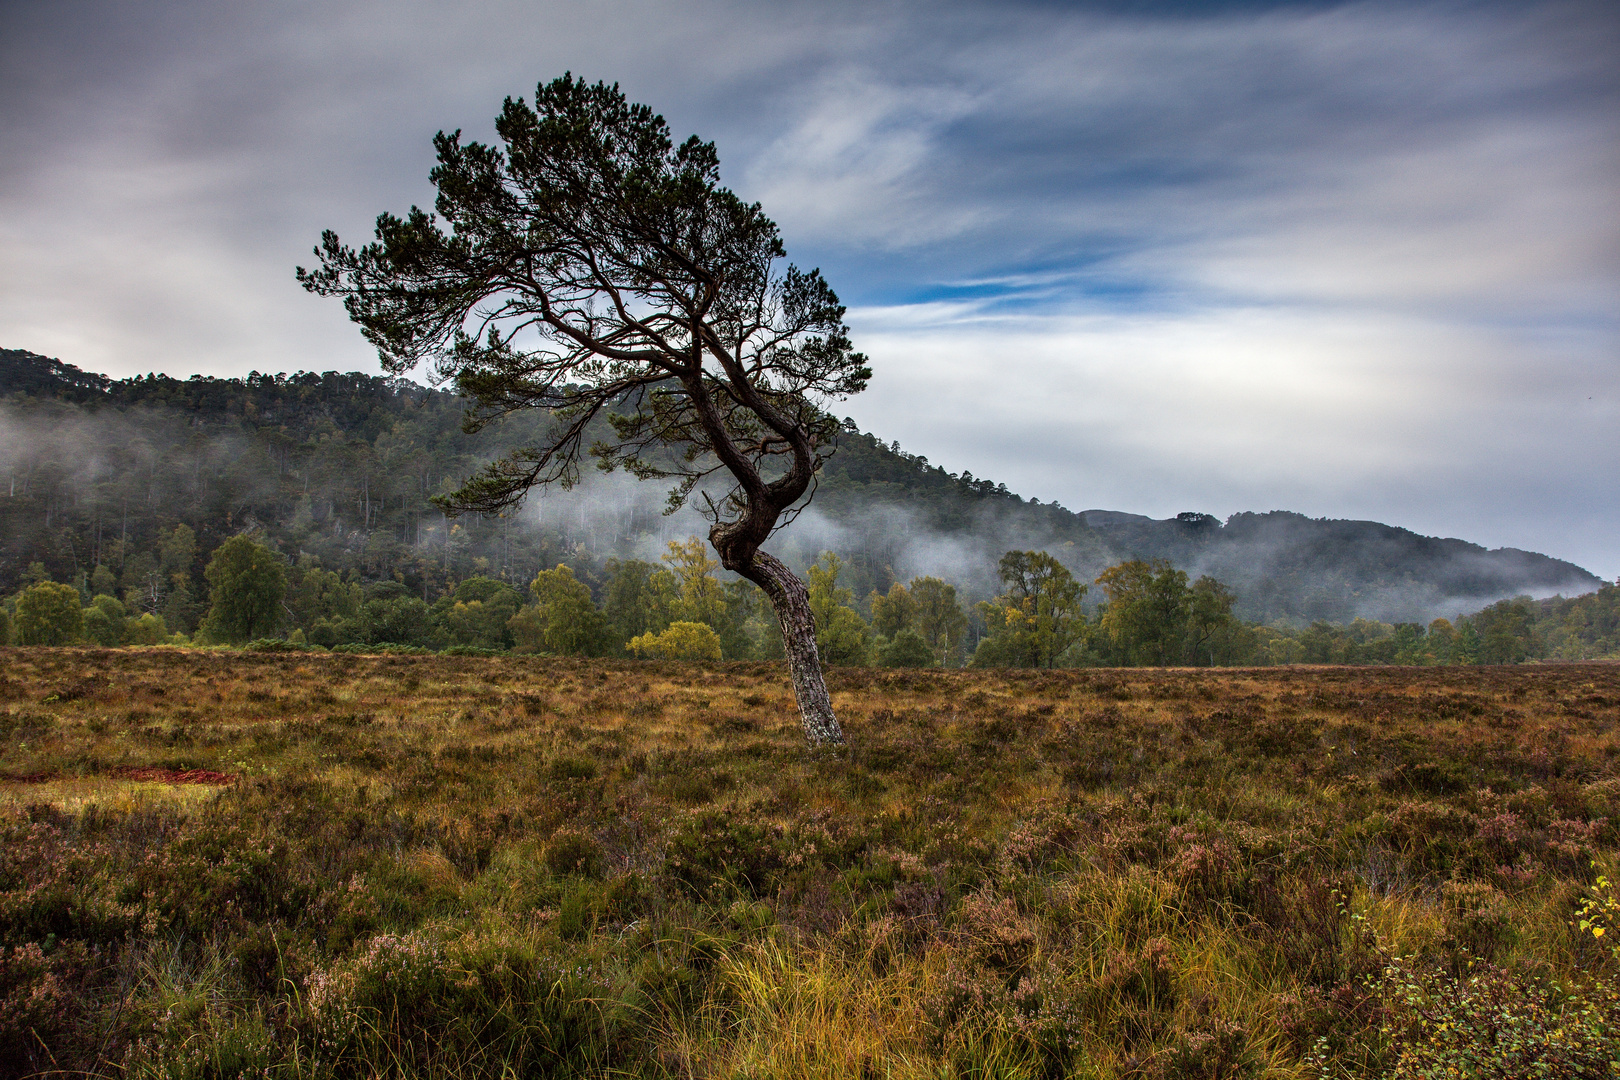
[{"left": 1, "top": 649, "right": 1617, "bottom": 1077}]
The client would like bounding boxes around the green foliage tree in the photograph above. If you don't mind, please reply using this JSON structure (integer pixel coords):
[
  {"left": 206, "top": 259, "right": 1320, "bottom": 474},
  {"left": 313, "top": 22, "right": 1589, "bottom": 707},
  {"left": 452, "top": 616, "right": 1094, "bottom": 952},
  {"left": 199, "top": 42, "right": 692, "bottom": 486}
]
[
  {"left": 1535, "top": 581, "right": 1620, "bottom": 659},
  {"left": 126, "top": 611, "right": 168, "bottom": 645},
  {"left": 353, "top": 582, "right": 440, "bottom": 647},
  {"left": 869, "top": 582, "right": 916, "bottom": 640},
  {"left": 658, "top": 538, "right": 728, "bottom": 630},
  {"left": 15, "top": 581, "right": 83, "bottom": 645},
  {"left": 720, "top": 578, "right": 775, "bottom": 660},
  {"left": 434, "top": 576, "right": 523, "bottom": 649},
  {"left": 1185, "top": 575, "right": 1242, "bottom": 666},
  {"left": 1453, "top": 619, "right": 1481, "bottom": 664},
  {"left": 603, "top": 559, "right": 660, "bottom": 647},
  {"left": 82, "top": 594, "right": 128, "bottom": 647},
  {"left": 300, "top": 75, "right": 869, "bottom": 745},
  {"left": 1389, "top": 622, "right": 1427, "bottom": 664},
  {"left": 1472, "top": 597, "right": 1541, "bottom": 664},
  {"left": 0, "top": 605, "right": 10, "bottom": 646},
  {"left": 1425, "top": 618, "right": 1458, "bottom": 664},
  {"left": 157, "top": 525, "right": 202, "bottom": 632},
  {"left": 162, "top": 578, "right": 203, "bottom": 635},
  {"left": 160, "top": 523, "right": 198, "bottom": 575},
  {"left": 1096, "top": 559, "right": 1190, "bottom": 666},
  {"left": 90, "top": 565, "right": 117, "bottom": 598},
  {"left": 120, "top": 551, "right": 162, "bottom": 615},
  {"left": 1298, "top": 621, "right": 1340, "bottom": 664},
  {"left": 288, "top": 561, "right": 363, "bottom": 630},
  {"left": 808, "top": 553, "right": 870, "bottom": 667},
  {"left": 1250, "top": 625, "right": 1304, "bottom": 665},
  {"left": 201, "top": 535, "right": 288, "bottom": 644},
  {"left": 870, "top": 576, "right": 965, "bottom": 667},
  {"left": 973, "top": 551, "right": 1087, "bottom": 668},
  {"left": 511, "top": 565, "right": 610, "bottom": 656},
  {"left": 877, "top": 627, "right": 933, "bottom": 668},
  {"left": 909, "top": 576, "right": 968, "bottom": 667}
]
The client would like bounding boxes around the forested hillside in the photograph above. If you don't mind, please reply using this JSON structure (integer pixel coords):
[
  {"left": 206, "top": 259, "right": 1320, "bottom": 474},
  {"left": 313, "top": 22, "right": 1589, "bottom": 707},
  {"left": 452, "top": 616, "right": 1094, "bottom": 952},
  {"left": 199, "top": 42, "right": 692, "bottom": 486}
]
[{"left": 1, "top": 347, "right": 1606, "bottom": 648}]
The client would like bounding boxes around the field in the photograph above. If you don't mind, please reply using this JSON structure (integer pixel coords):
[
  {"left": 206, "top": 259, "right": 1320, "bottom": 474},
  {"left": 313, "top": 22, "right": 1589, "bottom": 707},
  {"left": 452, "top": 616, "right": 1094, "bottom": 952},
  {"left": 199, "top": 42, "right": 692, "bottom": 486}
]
[{"left": 2, "top": 649, "right": 1618, "bottom": 1078}]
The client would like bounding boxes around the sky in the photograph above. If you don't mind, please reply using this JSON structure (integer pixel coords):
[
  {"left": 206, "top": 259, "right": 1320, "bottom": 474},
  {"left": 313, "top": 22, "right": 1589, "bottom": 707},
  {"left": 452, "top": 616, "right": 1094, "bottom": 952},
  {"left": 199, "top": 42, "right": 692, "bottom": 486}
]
[{"left": 1, "top": 0, "right": 1616, "bottom": 577}]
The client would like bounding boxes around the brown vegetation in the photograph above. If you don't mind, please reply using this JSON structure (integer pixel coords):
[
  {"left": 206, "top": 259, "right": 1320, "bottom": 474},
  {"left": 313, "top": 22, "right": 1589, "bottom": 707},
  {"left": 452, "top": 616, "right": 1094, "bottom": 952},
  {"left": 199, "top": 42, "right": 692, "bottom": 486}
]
[{"left": 1, "top": 648, "right": 1617, "bottom": 1077}]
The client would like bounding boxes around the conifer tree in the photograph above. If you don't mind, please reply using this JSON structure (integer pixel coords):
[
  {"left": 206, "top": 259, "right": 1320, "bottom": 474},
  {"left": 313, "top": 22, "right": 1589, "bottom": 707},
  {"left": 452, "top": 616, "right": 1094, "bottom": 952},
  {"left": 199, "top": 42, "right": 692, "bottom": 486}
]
[{"left": 300, "top": 76, "right": 868, "bottom": 744}]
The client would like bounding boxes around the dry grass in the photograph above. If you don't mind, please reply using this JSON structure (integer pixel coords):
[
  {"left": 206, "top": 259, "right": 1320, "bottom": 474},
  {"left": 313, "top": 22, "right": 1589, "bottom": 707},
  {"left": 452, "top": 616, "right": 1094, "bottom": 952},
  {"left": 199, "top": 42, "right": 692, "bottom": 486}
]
[{"left": 1, "top": 648, "right": 1617, "bottom": 1078}]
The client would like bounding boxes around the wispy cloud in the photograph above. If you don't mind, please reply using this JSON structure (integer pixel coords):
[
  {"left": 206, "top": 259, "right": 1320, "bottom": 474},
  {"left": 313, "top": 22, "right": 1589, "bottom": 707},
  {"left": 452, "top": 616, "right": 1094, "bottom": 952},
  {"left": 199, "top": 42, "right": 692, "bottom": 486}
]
[{"left": 0, "top": 0, "right": 1615, "bottom": 574}]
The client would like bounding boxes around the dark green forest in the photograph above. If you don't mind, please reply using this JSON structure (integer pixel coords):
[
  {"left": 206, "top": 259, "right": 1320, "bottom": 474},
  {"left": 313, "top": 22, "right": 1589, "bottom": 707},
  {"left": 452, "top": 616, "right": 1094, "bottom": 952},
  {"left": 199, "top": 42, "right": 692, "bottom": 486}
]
[{"left": 3, "top": 347, "right": 1614, "bottom": 664}]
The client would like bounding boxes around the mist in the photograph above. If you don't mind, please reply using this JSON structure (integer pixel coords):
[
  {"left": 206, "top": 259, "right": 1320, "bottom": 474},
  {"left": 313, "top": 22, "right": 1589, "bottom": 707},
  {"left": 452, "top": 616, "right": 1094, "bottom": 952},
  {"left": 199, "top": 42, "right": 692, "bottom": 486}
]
[{"left": 0, "top": 363, "right": 1604, "bottom": 634}]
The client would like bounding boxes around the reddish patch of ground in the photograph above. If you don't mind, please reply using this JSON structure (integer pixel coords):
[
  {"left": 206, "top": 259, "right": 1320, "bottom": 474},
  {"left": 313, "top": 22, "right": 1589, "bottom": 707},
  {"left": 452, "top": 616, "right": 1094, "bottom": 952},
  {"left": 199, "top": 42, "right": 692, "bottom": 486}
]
[
  {"left": 1, "top": 767, "right": 236, "bottom": 785},
  {"left": 106, "top": 766, "right": 236, "bottom": 785}
]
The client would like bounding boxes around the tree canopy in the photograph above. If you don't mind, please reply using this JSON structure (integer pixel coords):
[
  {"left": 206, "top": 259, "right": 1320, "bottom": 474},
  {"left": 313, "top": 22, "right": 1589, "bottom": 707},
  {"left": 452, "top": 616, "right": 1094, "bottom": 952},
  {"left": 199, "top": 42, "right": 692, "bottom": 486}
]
[
  {"left": 202, "top": 535, "right": 287, "bottom": 644},
  {"left": 295, "top": 75, "right": 869, "bottom": 537},
  {"left": 973, "top": 551, "right": 1088, "bottom": 668},
  {"left": 15, "top": 581, "right": 83, "bottom": 646},
  {"left": 4, "top": 347, "right": 1598, "bottom": 631}
]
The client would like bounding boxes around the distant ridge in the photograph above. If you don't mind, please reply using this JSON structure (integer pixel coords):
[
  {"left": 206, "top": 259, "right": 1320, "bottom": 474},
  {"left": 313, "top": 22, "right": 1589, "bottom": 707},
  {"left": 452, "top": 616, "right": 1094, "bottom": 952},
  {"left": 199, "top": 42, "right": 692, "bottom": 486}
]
[
  {"left": 0, "top": 346, "right": 1605, "bottom": 624},
  {"left": 1074, "top": 509, "right": 1600, "bottom": 624}
]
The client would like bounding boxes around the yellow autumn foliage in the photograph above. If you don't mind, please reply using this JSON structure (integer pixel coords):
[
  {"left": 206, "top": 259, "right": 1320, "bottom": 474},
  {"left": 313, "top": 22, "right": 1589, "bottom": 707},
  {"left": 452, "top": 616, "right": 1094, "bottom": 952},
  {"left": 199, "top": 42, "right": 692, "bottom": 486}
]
[{"left": 628, "top": 620, "right": 723, "bottom": 663}]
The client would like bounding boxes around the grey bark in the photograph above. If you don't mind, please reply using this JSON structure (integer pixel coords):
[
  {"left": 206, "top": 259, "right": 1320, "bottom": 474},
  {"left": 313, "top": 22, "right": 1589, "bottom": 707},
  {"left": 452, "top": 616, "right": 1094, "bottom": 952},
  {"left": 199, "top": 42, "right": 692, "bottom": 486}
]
[{"left": 742, "top": 549, "right": 843, "bottom": 746}]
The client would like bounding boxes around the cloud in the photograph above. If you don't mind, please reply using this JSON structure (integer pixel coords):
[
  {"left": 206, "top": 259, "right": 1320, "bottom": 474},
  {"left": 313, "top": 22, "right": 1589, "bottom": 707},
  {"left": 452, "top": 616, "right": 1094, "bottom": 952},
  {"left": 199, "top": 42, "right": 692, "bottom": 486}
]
[
  {"left": 750, "top": 2, "right": 1620, "bottom": 315},
  {"left": 0, "top": 0, "right": 1615, "bottom": 575},
  {"left": 743, "top": 71, "right": 985, "bottom": 248},
  {"left": 845, "top": 301, "right": 1619, "bottom": 575}
]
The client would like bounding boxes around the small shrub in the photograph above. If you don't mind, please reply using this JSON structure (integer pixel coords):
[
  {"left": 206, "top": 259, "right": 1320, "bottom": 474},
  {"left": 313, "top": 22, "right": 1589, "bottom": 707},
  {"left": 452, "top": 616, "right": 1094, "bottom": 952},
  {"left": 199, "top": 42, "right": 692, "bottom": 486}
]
[
  {"left": 1165, "top": 832, "right": 1247, "bottom": 913},
  {"left": 121, "top": 1008, "right": 276, "bottom": 1080},
  {"left": 1369, "top": 957, "right": 1620, "bottom": 1079},
  {"left": 878, "top": 629, "right": 934, "bottom": 669},
  {"left": 544, "top": 828, "right": 604, "bottom": 878},
  {"left": 547, "top": 754, "right": 600, "bottom": 782},
  {"left": 0, "top": 941, "right": 91, "bottom": 1074},
  {"left": 1574, "top": 869, "right": 1620, "bottom": 960},
  {"left": 1156, "top": 1016, "right": 1259, "bottom": 1080},
  {"left": 245, "top": 638, "right": 317, "bottom": 652},
  {"left": 0, "top": 712, "right": 56, "bottom": 741},
  {"left": 302, "top": 928, "right": 629, "bottom": 1075},
  {"left": 1440, "top": 880, "right": 1515, "bottom": 963},
  {"left": 441, "top": 644, "right": 502, "bottom": 657},
  {"left": 667, "top": 769, "right": 730, "bottom": 805},
  {"left": 955, "top": 890, "right": 1037, "bottom": 975},
  {"left": 664, "top": 810, "right": 790, "bottom": 900}
]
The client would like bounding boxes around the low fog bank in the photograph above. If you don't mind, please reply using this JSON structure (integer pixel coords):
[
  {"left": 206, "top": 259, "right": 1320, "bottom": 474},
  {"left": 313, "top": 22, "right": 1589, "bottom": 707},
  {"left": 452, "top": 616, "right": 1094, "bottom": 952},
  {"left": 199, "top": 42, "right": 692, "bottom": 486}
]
[
  {"left": 499, "top": 471, "right": 1605, "bottom": 626},
  {"left": 505, "top": 473, "right": 1084, "bottom": 607}
]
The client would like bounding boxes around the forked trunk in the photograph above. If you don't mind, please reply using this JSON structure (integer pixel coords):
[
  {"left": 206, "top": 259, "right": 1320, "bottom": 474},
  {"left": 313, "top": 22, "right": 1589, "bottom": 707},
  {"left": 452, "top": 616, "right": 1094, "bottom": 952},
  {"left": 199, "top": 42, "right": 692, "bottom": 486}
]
[{"left": 747, "top": 550, "right": 844, "bottom": 746}]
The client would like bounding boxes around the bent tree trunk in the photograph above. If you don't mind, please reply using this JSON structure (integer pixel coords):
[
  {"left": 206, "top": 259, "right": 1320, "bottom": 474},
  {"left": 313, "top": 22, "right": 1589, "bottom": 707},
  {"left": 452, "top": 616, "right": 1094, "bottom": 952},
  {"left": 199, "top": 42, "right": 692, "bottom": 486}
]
[{"left": 742, "top": 550, "right": 844, "bottom": 746}]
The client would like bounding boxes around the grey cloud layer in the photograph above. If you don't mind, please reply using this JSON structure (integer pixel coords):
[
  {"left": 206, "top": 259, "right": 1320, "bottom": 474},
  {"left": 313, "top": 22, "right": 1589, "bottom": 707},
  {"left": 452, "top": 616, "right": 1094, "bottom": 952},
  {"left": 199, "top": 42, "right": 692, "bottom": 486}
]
[{"left": 0, "top": 0, "right": 1615, "bottom": 575}]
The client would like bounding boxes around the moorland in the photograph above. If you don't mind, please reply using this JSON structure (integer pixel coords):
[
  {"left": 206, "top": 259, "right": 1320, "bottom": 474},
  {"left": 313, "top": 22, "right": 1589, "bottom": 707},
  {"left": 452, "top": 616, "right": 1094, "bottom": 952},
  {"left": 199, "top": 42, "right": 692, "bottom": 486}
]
[{"left": 2, "top": 648, "right": 1618, "bottom": 1078}]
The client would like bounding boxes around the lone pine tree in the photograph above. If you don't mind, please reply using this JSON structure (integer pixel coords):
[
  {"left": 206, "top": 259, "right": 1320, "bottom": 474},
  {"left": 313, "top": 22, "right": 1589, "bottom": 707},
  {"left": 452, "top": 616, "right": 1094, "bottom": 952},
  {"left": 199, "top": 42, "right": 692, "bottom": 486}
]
[{"left": 299, "top": 74, "right": 869, "bottom": 744}]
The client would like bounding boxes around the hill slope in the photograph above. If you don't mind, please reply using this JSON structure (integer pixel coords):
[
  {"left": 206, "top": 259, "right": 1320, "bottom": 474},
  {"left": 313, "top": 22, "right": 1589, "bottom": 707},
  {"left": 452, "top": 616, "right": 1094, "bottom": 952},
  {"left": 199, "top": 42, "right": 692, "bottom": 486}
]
[
  {"left": 1075, "top": 509, "right": 1599, "bottom": 624},
  {"left": 1, "top": 347, "right": 1602, "bottom": 623}
]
